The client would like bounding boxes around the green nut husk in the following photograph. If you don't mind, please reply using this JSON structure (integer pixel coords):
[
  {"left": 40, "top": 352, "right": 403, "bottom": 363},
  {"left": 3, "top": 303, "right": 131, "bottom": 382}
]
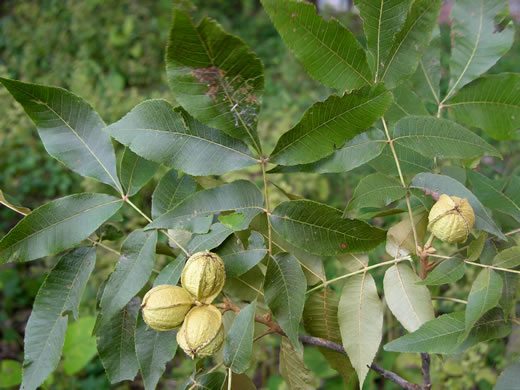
[
  {"left": 428, "top": 194, "right": 475, "bottom": 243},
  {"left": 181, "top": 251, "right": 226, "bottom": 303},
  {"left": 176, "top": 304, "right": 225, "bottom": 359},
  {"left": 141, "top": 285, "right": 194, "bottom": 331}
]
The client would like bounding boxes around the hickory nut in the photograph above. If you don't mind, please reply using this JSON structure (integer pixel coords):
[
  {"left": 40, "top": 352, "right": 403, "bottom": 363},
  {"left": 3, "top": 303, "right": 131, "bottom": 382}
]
[
  {"left": 428, "top": 194, "right": 475, "bottom": 243},
  {"left": 141, "top": 285, "right": 194, "bottom": 331},
  {"left": 181, "top": 251, "right": 226, "bottom": 304},
  {"left": 177, "top": 304, "right": 225, "bottom": 359}
]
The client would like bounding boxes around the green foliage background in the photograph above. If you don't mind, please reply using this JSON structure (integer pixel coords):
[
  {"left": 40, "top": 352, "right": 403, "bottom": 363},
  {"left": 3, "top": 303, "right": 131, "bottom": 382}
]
[{"left": 0, "top": 0, "right": 519, "bottom": 389}]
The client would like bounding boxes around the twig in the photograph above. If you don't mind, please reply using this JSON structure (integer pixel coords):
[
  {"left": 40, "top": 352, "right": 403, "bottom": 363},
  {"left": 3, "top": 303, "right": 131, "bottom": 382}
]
[
  {"left": 421, "top": 353, "right": 432, "bottom": 390},
  {"left": 261, "top": 159, "right": 273, "bottom": 256},
  {"left": 87, "top": 237, "right": 121, "bottom": 256},
  {"left": 431, "top": 296, "right": 467, "bottom": 305},
  {"left": 464, "top": 260, "right": 520, "bottom": 275},
  {"left": 370, "top": 363, "right": 421, "bottom": 390}
]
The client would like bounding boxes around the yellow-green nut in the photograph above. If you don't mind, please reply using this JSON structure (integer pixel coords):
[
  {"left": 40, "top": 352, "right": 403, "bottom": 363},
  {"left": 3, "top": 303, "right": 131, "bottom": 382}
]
[
  {"left": 141, "top": 285, "right": 194, "bottom": 331},
  {"left": 176, "top": 304, "right": 225, "bottom": 359},
  {"left": 181, "top": 251, "right": 226, "bottom": 303},
  {"left": 428, "top": 194, "right": 475, "bottom": 243}
]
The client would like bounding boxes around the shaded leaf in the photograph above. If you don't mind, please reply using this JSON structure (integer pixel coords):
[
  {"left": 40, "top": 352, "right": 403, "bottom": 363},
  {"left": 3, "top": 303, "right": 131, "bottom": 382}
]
[
  {"left": 411, "top": 27, "right": 441, "bottom": 104},
  {"left": 0, "top": 189, "right": 30, "bottom": 215},
  {"left": 97, "top": 297, "right": 140, "bottom": 384},
  {"left": 261, "top": 0, "right": 372, "bottom": 90},
  {"left": 447, "top": 73, "right": 520, "bottom": 140},
  {"left": 385, "top": 87, "right": 429, "bottom": 125},
  {"left": 338, "top": 273, "right": 383, "bottom": 387},
  {"left": 495, "top": 357, "right": 520, "bottom": 390},
  {"left": 21, "top": 247, "right": 96, "bottom": 390},
  {"left": 383, "top": 263, "right": 435, "bottom": 332},
  {"left": 151, "top": 170, "right": 197, "bottom": 219},
  {"left": 119, "top": 148, "right": 159, "bottom": 197},
  {"left": 0, "top": 193, "right": 122, "bottom": 264},
  {"left": 380, "top": 0, "right": 442, "bottom": 88},
  {"left": 270, "top": 200, "right": 386, "bottom": 256},
  {"left": 279, "top": 338, "right": 316, "bottom": 390},
  {"left": 370, "top": 142, "right": 433, "bottom": 176},
  {"left": 0, "top": 78, "right": 121, "bottom": 192},
  {"left": 493, "top": 247, "right": 520, "bottom": 269},
  {"left": 346, "top": 173, "right": 405, "bottom": 213},
  {"left": 166, "top": 9, "right": 263, "bottom": 151},
  {"left": 135, "top": 314, "right": 178, "bottom": 390},
  {"left": 268, "top": 129, "right": 386, "bottom": 174},
  {"left": 385, "top": 213, "right": 427, "bottom": 258},
  {"left": 224, "top": 300, "right": 256, "bottom": 373},
  {"left": 154, "top": 255, "right": 186, "bottom": 287},
  {"left": 217, "top": 232, "right": 267, "bottom": 278},
  {"left": 418, "top": 258, "right": 466, "bottom": 286},
  {"left": 264, "top": 253, "right": 306, "bottom": 347},
  {"left": 106, "top": 101, "right": 258, "bottom": 176},
  {"left": 147, "top": 180, "right": 263, "bottom": 231},
  {"left": 446, "top": 0, "right": 514, "bottom": 100},
  {"left": 411, "top": 173, "right": 506, "bottom": 239},
  {"left": 98, "top": 230, "right": 157, "bottom": 328},
  {"left": 180, "top": 372, "right": 227, "bottom": 390},
  {"left": 393, "top": 116, "right": 500, "bottom": 159}
]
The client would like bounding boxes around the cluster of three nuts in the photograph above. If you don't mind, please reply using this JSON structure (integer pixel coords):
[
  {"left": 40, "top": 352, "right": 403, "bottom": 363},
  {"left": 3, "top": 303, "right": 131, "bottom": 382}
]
[{"left": 141, "top": 251, "right": 227, "bottom": 359}]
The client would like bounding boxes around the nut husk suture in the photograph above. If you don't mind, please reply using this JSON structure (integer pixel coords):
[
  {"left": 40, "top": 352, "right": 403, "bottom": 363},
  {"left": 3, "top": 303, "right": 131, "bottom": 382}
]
[
  {"left": 428, "top": 194, "right": 475, "bottom": 243},
  {"left": 181, "top": 251, "right": 226, "bottom": 304}
]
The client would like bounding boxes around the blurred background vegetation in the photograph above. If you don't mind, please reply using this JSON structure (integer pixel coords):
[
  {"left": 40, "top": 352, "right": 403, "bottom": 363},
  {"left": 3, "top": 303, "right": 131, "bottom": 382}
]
[{"left": 0, "top": 0, "right": 519, "bottom": 389}]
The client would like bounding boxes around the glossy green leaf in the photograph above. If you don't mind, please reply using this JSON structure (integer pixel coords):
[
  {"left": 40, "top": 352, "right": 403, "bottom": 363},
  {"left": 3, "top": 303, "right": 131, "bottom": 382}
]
[
  {"left": 135, "top": 314, "right": 178, "bottom": 390},
  {"left": 383, "top": 263, "right": 435, "bottom": 332},
  {"left": 410, "top": 173, "right": 505, "bottom": 239},
  {"left": 0, "top": 189, "right": 31, "bottom": 216},
  {"left": 224, "top": 300, "right": 256, "bottom": 373},
  {"left": 393, "top": 116, "right": 500, "bottom": 159},
  {"left": 447, "top": 73, "right": 520, "bottom": 140},
  {"left": 0, "top": 193, "right": 122, "bottom": 263},
  {"left": 467, "top": 232, "right": 487, "bottom": 261},
  {"left": 464, "top": 269, "right": 503, "bottom": 337},
  {"left": 218, "top": 213, "right": 247, "bottom": 231},
  {"left": 268, "top": 129, "right": 387, "bottom": 174},
  {"left": 264, "top": 253, "right": 306, "bottom": 347},
  {"left": 495, "top": 357, "right": 520, "bottom": 390},
  {"left": 279, "top": 338, "right": 316, "bottom": 390},
  {"left": 151, "top": 170, "right": 197, "bottom": 219},
  {"left": 445, "top": 0, "right": 514, "bottom": 100},
  {"left": 217, "top": 232, "right": 267, "bottom": 278},
  {"left": 147, "top": 180, "right": 263, "bottom": 231},
  {"left": 105, "top": 101, "right": 257, "bottom": 176},
  {"left": 154, "top": 255, "right": 186, "bottom": 287},
  {"left": 0, "top": 78, "right": 121, "bottom": 192},
  {"left": 97, "top": 297, "right": 140, "bottom": 384},
  {"left": 411, "top": 27, "right": 441, "bottom": 104},
  {"left": 270, "top": 84, "right": 392, "bottom": 165},
  {"left": 303, "top": 288, "right": 354, "bottom": 386},
  {"left": 355, "top": 0, "right": 411, "bottom": 78},
  {"left": 380, "top": 0, "right": 441, "bottom": 88},
  {"left": 166, "top": 9, "right": 263, "bottom": 151},
  {"left": 98, "top": 230, "right": 157, "bottom": 327},
  {"left": 385, "top": 308, "right": 511, "bottom": 354},
  {"left": 21, "top": 247, "right": 96, "bottom": 390},
  {"left": 346, "top": 173, "right": 405, "bottom": 212},
  {"left": 418, "top": 258, "right": 466, "bottom": 285},
  {"left": 468, "top": 170, "right": 520, "bottom": 223},
  {"left": 119, "top": 148, "right": 159, "bottom": 197},
  {"left": 261, "top": 0, "right": 372, "bottom": 91},
  {"left": 338, "top": 273, "right": 383, "bottom": 387},
  {"left": 62, "top": 316, "right": 97, "bottom": 375},
  {"left": 270, "top": 200, "right": 386, "bottom": 255}
]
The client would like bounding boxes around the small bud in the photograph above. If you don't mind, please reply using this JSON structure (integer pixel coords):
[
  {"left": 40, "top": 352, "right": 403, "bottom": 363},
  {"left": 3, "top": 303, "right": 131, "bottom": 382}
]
[
  {"left": 428, "top": 194, "right": 475, "bottom": 243},
  {"left": 176, "top": 304, "right": 225, "bottom": 359},
  {"left": 141, "top": 285, "right": 194, "bottom": 331},
  {"left": 181, "top": 251, "right": 226, "bottom": 303}
]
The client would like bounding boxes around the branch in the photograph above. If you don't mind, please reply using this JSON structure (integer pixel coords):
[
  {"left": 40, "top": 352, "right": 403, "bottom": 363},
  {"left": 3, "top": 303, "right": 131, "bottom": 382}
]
[
  {"left": 421, "top": 353, "right": 432, "bottom": 390},
  {"left": 298, "top": 335, "right": 421, "bottom": 390}
]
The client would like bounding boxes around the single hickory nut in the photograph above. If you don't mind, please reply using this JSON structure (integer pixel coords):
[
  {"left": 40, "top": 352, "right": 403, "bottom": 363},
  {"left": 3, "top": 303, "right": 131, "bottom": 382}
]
[
  {"left": 181, "top": 251, "right": 226, "bottom": 303},
  {"left": 177, "top": 304, "right": 225, "bottom": 359},
  {"left": 428, "top": 194, "right": 475, "bottom": 243},
  {"left": 141, "top": 285, "right": 194, "bottom": 331}
]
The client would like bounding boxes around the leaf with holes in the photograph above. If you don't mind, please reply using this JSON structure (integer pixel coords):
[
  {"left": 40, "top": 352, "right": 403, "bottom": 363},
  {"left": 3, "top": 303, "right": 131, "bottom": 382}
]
[
  {"left": 261, "top": 0, "right": 373, "bottom": 91},
  {"left": 105, "top": 101, "right": 258, "bottom": 176},
  {"left": 166, "top": 10, "right": 263, "bottom": 151},
  {"left": 264, "top": 253, "right": 306, "bottom": 347},
  {"left": 0, "top": 78, "right": 121, "bottom": 192},
  {"left": 338, "top": 273, "right": 383, "bottom": 388},
  {"left": 269, "top": 84, "right": 392, "bottom": 166},
  {"left": 0, "top": 194, "right": 122, "bottom": 264},
  {"left": 21, "top": 247, "right": 96, "bottom": 390},
  {"left": 383, "top": 263, "right": 435, "bottom": 332},
  {"left": 270, "top": 200, "right": 386, "bottom": 256}
]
